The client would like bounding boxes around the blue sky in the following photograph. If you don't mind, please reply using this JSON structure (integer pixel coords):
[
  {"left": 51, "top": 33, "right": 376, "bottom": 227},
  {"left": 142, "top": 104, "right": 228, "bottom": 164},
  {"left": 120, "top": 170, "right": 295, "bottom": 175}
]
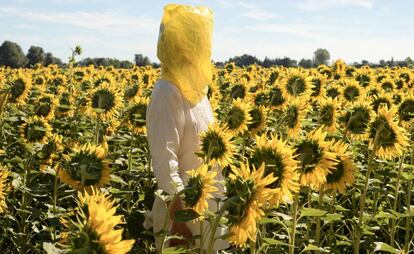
[{"left": 0, "top": 0, "right": 413, "bottom": 63}]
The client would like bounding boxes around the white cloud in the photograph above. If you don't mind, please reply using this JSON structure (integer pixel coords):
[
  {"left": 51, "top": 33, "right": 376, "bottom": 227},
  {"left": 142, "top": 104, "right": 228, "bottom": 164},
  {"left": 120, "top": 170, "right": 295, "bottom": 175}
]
[
  {"left": 213, "top": 0, "right": 278, "bottom": 20},
  {"left": 296, "top": 0, "right": 374, "bottom": 11},
  {"left": 244, "top": 23, "right": 327, "bottom": 38},
  {"left": 0, "top": 6, "right": 158, "bottom": 35}
]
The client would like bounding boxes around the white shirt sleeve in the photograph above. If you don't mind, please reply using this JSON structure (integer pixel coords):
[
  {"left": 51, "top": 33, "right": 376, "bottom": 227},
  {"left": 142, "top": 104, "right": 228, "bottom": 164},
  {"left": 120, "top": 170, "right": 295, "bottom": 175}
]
[{"left": 146, "top": 81, "right": 185, "bottom": 195}]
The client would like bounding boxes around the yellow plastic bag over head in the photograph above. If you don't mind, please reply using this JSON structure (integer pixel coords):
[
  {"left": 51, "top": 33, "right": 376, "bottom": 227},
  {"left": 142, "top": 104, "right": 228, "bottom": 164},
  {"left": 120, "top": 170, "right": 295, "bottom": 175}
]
[{"left": 157, "top": 4, "right": 214, "bottom": 105}]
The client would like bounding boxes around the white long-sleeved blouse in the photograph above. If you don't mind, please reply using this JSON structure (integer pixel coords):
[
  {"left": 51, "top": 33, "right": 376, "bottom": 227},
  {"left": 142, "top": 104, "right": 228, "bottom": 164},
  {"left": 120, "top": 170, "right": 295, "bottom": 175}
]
[{"left": 146, "top": 80, "right": 228, "bottom": 251}]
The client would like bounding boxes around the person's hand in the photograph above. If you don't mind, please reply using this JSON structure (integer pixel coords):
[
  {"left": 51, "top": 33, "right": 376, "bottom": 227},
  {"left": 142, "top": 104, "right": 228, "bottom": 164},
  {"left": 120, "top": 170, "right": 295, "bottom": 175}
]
[
  {"left": 170, "top": 221, "right": 193, "bottom": 247},
  {"left": 168, "top": 197, "right": 194, "bottom": 247}
]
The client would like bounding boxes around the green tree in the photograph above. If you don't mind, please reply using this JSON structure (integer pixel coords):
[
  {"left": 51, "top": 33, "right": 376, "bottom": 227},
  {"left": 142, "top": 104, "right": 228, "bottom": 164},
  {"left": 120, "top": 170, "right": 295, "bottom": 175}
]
[
  {"left": 44, "top": 52, "right": 62, "bottom": 66},
  {"left": 0, "top": 40, "right": 28, "bottom": 68},
  {"left": 313, "top": 48, "right": 330, "bottom": 66},
  {"left": 299, "top": 58, "right": 313, "bottom": 68},
  {"left": 134, "top": 54, "right": 151, "bottom": 66},
  {"left": 26, "top": 45, "right": 45, "bottom": 67}
]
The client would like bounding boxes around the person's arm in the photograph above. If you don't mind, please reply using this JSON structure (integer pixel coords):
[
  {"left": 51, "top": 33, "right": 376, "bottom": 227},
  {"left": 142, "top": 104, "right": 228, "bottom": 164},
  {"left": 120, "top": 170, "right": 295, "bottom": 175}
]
[
  {"left": 147, "top": 82, "right": 185, "bottom": 195},
  {"left": 146, "top": 82, "right": 192, "bottom": 245}
]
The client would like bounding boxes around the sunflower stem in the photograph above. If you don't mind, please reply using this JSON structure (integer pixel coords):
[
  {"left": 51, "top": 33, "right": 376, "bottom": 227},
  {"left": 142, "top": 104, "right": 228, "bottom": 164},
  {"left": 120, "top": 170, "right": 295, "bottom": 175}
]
[
  {"left": 250, "top": 239, "right": 256, "bottom": 254},
  {"left": 316, "top": 187, "right": 324, "bottom": 250},
  {"left": 329, "top": 191, "right": 336, "bottom": 246},
  {"left": 354, "top": 127, "right": 380, "bottom": 254},
  {"left": 404, "top": 148, "right": 414, "bottom": 253},
  {"left": 52, "top": 166, "right": 59, "bottom": 241},
  {"left": 94, "top": 115, "right": 101, "bottom": 144},
  {"left": 289, "top": 191, "right": 300, "bottom": 254},
  {"left": 206, "top": 196, "right": 239, "bottom": 254},
  {"left": 390, "top": 151, "right": 405, "bottom": 247}
]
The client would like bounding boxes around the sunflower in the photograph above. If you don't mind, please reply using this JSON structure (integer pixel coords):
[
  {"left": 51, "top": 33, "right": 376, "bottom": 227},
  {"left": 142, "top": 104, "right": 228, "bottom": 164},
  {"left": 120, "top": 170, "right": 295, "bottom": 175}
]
[
  {"left": 379, "top": 76, "right": 395, "bottom": 93},
  {"left": 325, "top": 82, "right": 341, "bottom": 99},
  {"left": 183, "top": 164, "right": 218, "bottom": 219},
  {"left": 281, "top": 69, "right": 313, "bottom": 100},
  {"left": 39, "top": 134, "right": 64, "bottom": 171},
  {"left": 250, "top": 134, "right": 299, "bottom": 206},
  {"left": 226, "top": 162, "right": 278, "bottom": 246},
  {"left": 123, "top": 82, "right": 140, "bottom": 102},
  {"left": 7, "top": 72, "right": 32, "bottom": 105},
  {"left": 230, "top": 82, "right": 249, "bottom": 100},
  {"left": 34, "top": 93, "right": 58, "bottom": 120},
  {"left": 317, "top": 65, "right": 332, "bottom": 79},
  {"left": 310, "top": 73, "right": 327, "bottom": 99},
  {"left": 355, "top": 70, "right": 372, "bottom": 88},
  {"left": 283, "top": 98, "right": 308, "bottom": 136},
  {"left": 225, "top": 98, "right": 252, "bottom": 135},
  {"left": 56, "top": 89, "right": 75, "bottom": 117},
  {"left": 332, "top": 59, "right": 347, "bottom": 76},
  {"left": 317, "top": 97, "right": 340, "bottom": 132},
  {"left": 199, "top": 124, "right": 235, "bottom": 167},
  {"left": 64, "top": 189, "right": 135, "bottom": 253},
  {"left": 340, "top": 79, "right": 364, "bottom": 105},
  {"left": 20, "top": 116, "right": 53, "bottom": 144},
  {"left": 58, "top": 143, "right": 110, "bottom": 191},
  {"left": 341, "top": 101, "right": 373, "bottom": 137},
  {"left": 247, "top": 105, "right": 268, "bottom": 134},
  {"left": 398, "top": 95, "right": 414, "bottom": 126},
  {"left": 294, "top": 128, "right": 338, "bottom": 189},
  {"left": 368, "top": 106, "right": 409, "bottom": 160},
  {"left": 86, "top": 81, "right": 123, "bottom": 121},
  {"left": 0, "top": 166, "right": 10, "bottom": 213},
  {"left": 267, "top": 85, "right": 288, "bottom": 109},
  {"left": 123, "top": 96, "right": 148, "bottom": 134},
  {"left": 370, "top": 91, "right": 393, "bottom": 113},
  {"left": 324, "top": 141, "right": 356, "bottom": 193}
]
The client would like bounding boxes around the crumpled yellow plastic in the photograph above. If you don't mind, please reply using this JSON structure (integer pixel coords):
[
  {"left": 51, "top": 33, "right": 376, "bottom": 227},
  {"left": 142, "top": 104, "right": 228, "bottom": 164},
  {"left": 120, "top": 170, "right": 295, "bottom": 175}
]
[{"left": 157, "top": 4, "right": 214, "bottom": 105}]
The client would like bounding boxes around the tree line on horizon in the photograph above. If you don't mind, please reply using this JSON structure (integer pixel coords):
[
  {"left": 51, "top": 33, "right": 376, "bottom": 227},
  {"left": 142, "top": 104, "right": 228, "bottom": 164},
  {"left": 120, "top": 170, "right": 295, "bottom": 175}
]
[{"left": 0, "top": 40, "right": 412, "bottom": 69}]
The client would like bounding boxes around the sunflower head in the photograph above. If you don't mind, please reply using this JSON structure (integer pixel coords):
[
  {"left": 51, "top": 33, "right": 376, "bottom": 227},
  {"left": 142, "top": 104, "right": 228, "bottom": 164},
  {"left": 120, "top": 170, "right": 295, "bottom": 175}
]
[
  {"left": 199, "top": 124, "right": 235, "bottom": 167},
  {"left": 398, "top": 95, "right": 414, "bottom": 125},
  {"left": 340, "top": 79, "right": 364, "bottom": 104},
  {"left": 124, "top": 83, "right": 140, "bottom": 101},
  {"left": 341, "top": 102, "right": 373, "bottom": 136},
  {"left": 282, "top": 69, "right": 313, "bottom": 100},
  {"left": 268, "top": 86, "right": 287, "bottom": 109},
  {"left": 86, "top": 81, "right": 124, "bottom": 121},
  {"left": 380, "top": 77, "right": 395, "bottom": 92},
  {"left": 310, "top": 74, "right": 327, "bottom": 98},
  {"left": 64, "top": 189, "right": 135, "bottom": 254},
  {"left": 34, "top": 94, "right": 58, "bottom": 120},
  {"left": 183, "top": 164, "right": 218, "bottom": 219},
  {"left": 7, "top": 73, "right": 32, "bottom": 105},
  {"left": 225, "top": 98, "right": 252, "bottom": 135},
  {"left": 325, "top": 83, "right": 341, "bottom": 99},
  {"left": 58, "top": 143, "right": 110, "bottom": 191},
  {"left": 318, "top": 97, "right": 340, "bottom": 132},
  {"left": 368, "top": 106, "right": 409, "bottom": 160},
  {"left": 294, "top": 129, "right": 338, "bottom": 189},
  {"left": 355, "top": 70, "right": 372, "bottom": 88},
  {"left": 250, "top": 135, "right": 299, "bottom": 206},
  {"left": 324, "top": 141, "right": 356, "bottom": 193},
  {"left": 20, "top": 116, "right": 53, "bottom": 144},
  {"left": 283, "top": 98, "right": 308, "bottom": 136},
  {"left": 0, "top": 166, "right": 10, "bottom": 213},
  {"left": 226, "top": 162, "right": 277, "bottom": 246},
  {"left": 247, "top": 105, "right": 267, "bottom": 134},
  {"left": 371, "top": 92, "right": 393, "bottom": 113},
  {"left": 123, "top": 97, "right": 148, "bottom": 134}
]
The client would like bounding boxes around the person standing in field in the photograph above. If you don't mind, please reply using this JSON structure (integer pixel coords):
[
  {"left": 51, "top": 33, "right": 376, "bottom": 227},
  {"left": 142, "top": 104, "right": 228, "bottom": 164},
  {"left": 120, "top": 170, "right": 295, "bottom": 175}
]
[{"left": 145, "top": 3, "right": 228, "bottom": 252}]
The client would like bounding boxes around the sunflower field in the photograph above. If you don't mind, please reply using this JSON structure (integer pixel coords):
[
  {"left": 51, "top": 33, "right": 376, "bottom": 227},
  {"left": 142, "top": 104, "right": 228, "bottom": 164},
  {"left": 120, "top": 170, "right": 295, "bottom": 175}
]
[{"left": 0, "top": 59, "right": 413, "bottom": 254}]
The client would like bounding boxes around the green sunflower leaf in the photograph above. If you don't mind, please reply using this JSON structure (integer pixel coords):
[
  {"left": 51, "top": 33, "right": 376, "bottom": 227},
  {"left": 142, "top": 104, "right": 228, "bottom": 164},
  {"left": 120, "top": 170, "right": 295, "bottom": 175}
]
[
  {"left": 174, "top": 209, "right": 200, "bottom": 222},
  {"left": 300, "top": 208, "right": 327, "bottom": 217},
  {"left": 373, "top": 242, "right": 398, "bottom": 253}
]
